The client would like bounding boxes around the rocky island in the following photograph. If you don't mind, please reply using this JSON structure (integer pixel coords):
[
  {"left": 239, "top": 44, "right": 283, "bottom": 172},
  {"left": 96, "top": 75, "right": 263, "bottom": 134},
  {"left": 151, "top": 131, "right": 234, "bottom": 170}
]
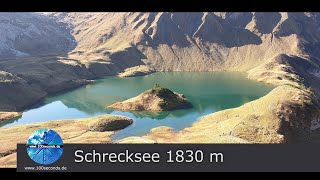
[{"left": 108, "top": 84, "right": 192, "bottom": 111}]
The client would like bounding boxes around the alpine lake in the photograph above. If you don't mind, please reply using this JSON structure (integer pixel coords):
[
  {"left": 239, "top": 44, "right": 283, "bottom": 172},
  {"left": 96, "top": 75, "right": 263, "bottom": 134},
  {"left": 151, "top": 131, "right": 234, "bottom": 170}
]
[{"left": 0, "top": 72, "right": 274, "bottom": 141}]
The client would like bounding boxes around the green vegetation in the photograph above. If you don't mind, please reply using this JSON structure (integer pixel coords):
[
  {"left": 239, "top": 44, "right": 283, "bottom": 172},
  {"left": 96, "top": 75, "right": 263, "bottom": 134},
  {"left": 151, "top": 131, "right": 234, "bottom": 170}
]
[
  {"left": 151, "top": 84, "right": 176, "bottom": 99},
  {"left": 149, "top": 84, "right": 192, "bottom": 110},
  {"left": 158, "top": 101, "right": 169, "bottom": 108},
  {"left": 152, "top": 83, "right": 160, "bottom": 90},
  {"left": 109, "top": 82, "right": 193, "bottom": 111}
]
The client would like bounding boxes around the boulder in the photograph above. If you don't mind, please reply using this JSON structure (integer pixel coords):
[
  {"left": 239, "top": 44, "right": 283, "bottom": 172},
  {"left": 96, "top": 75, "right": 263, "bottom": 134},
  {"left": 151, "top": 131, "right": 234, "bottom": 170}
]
[{"left": 89, "top": 115, "right": 133, "bottom": 132}]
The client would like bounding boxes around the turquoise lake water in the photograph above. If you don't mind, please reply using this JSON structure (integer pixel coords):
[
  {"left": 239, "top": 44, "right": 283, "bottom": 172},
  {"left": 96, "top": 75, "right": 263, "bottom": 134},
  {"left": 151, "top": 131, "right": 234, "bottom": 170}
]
[{"left": 0, "top": 72, "right": 274, "bottom": 140}]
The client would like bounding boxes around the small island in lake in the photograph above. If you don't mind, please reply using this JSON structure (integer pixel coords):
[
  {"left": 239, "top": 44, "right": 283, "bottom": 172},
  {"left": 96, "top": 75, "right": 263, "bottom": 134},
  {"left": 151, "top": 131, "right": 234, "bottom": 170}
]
[{"left": 108, "top": 84, "right": 192, "bottom": 111}]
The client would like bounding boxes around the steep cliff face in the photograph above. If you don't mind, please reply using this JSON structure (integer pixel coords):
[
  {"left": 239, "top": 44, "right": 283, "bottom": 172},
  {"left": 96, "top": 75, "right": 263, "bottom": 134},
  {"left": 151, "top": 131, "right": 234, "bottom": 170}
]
[{"left": 0, "top": 12, "right": 76, "bottom": 57}]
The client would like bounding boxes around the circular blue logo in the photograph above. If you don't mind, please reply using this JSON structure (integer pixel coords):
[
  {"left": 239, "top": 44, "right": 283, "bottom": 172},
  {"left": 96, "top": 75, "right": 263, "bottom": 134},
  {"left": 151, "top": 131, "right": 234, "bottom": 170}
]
[{"left": 26, "top": 128, "right": 64, "bottom": 165}]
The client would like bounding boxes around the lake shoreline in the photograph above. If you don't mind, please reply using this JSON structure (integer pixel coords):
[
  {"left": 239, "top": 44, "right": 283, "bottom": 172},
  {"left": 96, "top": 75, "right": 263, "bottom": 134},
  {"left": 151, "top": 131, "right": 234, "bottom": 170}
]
[
  {"left": 0, "top": 114, "right": 133, "bottom": 168},
  {"left": 0, "top": 112, "right": 21, "bottom": 123},
  {"left": 0, "top": 66, "right": 157, "bottom": 124},
  {"left": 1, "top": 71, "right": 276, "bottom": 145},
  {"left": 1, "top": 67, "right": 319, "bottom": 145},
  {"left": 0, "top": 69, "right": 272, "bottom": 125}
]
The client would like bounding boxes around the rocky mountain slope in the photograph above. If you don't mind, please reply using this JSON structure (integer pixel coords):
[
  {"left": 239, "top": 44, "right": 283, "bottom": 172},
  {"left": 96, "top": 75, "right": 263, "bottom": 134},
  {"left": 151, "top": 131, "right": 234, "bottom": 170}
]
[
  {"left": 60, "top": 12, "right": 320, "bottom": 71},
  {"left": 0, "top": 12, "right": 320, "bottom": 143},
  {"left": 0, "top": 13, "right": 75, "bottom": 57}
]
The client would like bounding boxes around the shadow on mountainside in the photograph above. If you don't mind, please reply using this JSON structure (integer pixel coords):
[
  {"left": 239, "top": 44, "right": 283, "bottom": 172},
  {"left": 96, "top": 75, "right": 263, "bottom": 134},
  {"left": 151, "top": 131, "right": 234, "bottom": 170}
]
[
  {"left": 0, "top": 12, "right": 77, "bottom": 58},
  {"left": 0, "top": 45, "right": 147, "bottom": 112},
  {"left": 142, "top": 12, "right": 263, "bottom": 49}
]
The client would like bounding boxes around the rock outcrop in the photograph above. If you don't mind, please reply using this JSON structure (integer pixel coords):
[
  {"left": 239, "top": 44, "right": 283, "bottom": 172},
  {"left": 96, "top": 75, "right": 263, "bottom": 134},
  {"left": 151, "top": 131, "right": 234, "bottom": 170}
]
[
  {"left": 0, "top": 114, "right": 133, "bottom": 168},
  {"left": 0, "top": 112, "right": 21, "bottom": 122},
  {"left": 108, "top": 84, "right": 192, "bottom": 111},
  {"left": 118, "top": 65, "right": 155, "bottom": 77},
  {"left": 88, "top": 115, "right": 133, "bottom": 131}
]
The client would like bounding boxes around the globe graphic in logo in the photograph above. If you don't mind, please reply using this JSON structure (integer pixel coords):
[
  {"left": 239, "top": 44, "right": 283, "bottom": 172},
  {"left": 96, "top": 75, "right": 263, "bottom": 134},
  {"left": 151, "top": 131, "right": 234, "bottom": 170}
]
[{"left": 26, "top": 128, "right": 64, "bottom": 165}]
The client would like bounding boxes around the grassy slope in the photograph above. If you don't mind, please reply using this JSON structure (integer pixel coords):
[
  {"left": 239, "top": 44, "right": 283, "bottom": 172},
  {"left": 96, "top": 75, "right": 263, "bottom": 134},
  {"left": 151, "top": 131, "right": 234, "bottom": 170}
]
[
  {"left": 119, "top": 54, "right": 320, "bottom": 144},
  {"left": 0, "top": 114, "right": 132, "bottom": 168},
  {"left": 118, "top": 65, "right": 155, "bottom": 77}
]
